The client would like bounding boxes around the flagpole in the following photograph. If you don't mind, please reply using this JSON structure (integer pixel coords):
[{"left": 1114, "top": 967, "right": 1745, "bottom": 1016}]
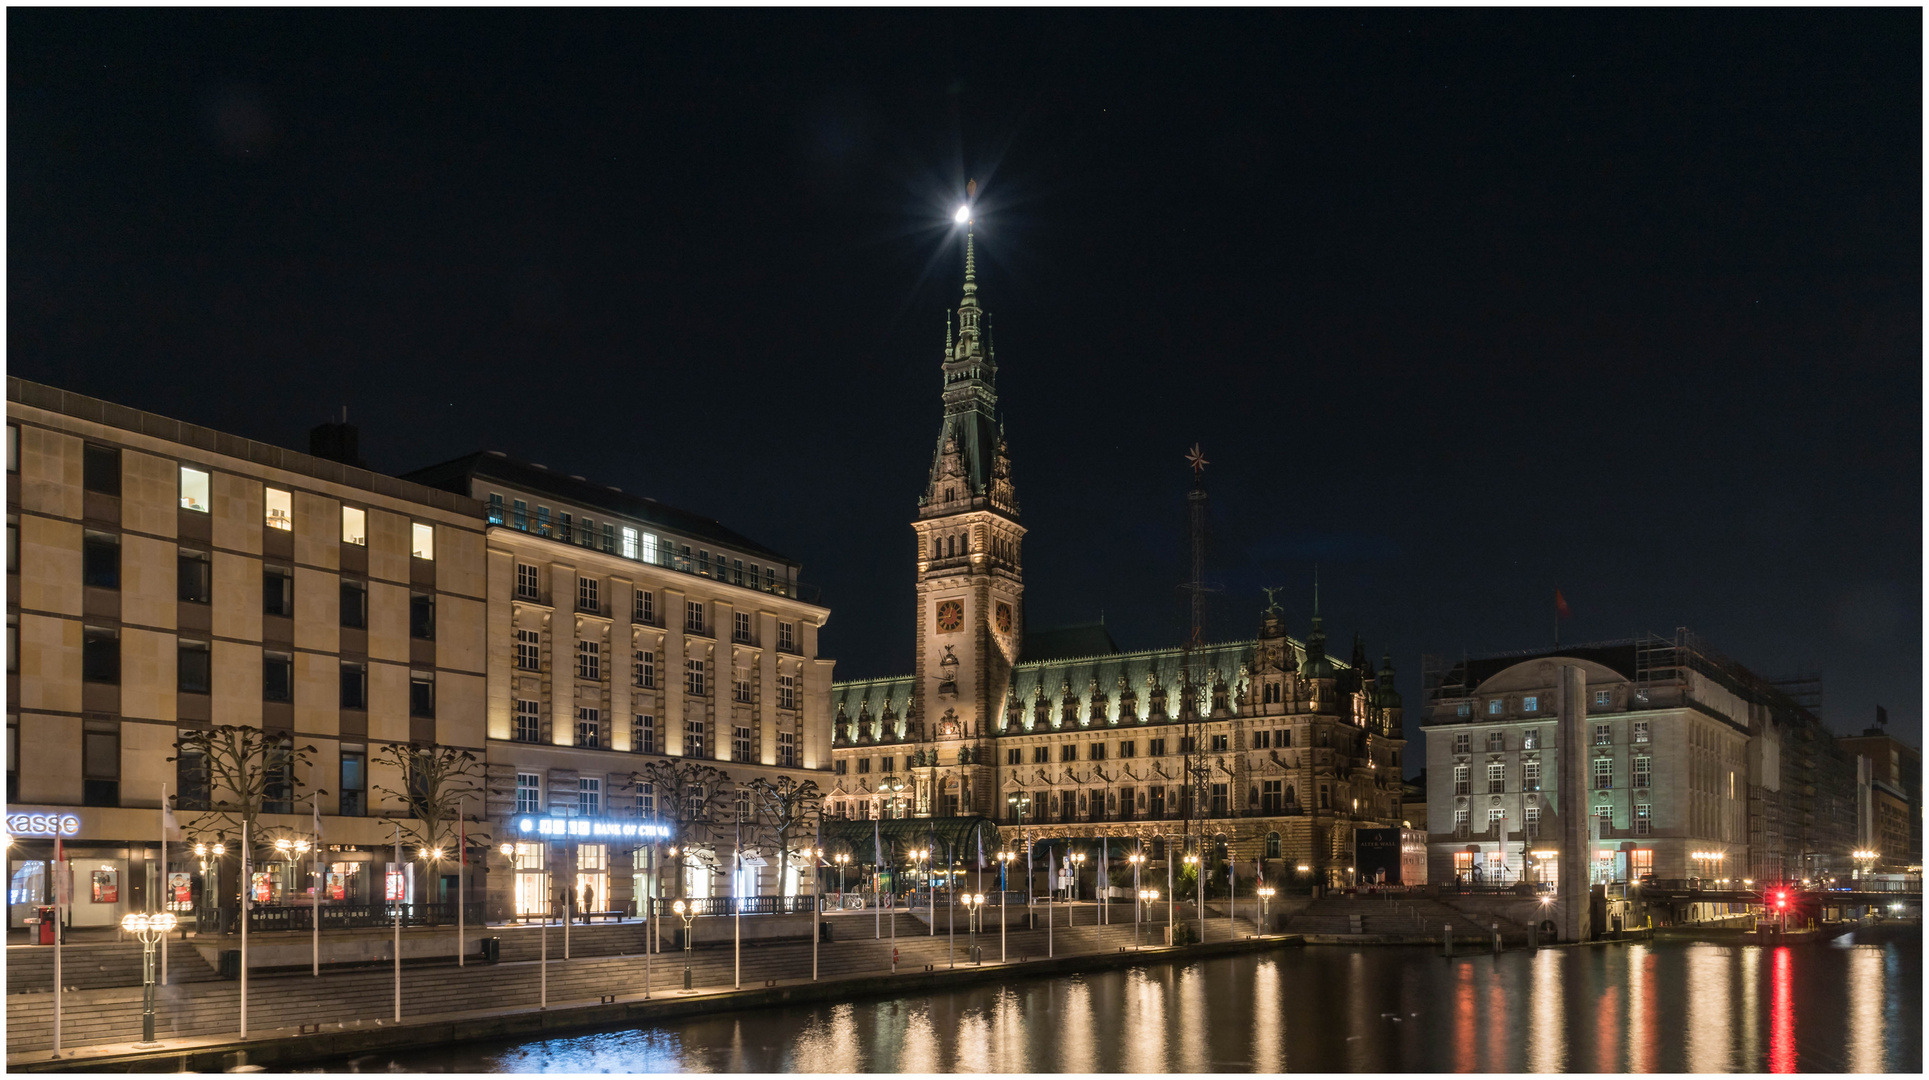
[
  {"left": 392, "top": 821, "right": 401, "bottom": 1024},
  {"left": 240, "top": 819, "right": 249, "bottom": 1040},
  {"left": 313, "top": 797, "right": 322, "bottom": 978},
  {"left": 457, "top": 800, "right": 466, "bottom": 969},
  {"left": 733, "top": 817, "right": 742, "bottom": 991},
  {"left": 160, "top": 783, "right": 169, "bottom": 988},
  {"left": 1047, "top": 843, "right": 1054, "bottom": 959},
  {"left": 53, "top": 834, "right": 63, "bottom": 1056}
]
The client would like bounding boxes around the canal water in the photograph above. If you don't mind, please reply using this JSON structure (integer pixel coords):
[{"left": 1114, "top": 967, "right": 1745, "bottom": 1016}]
[{"left": 322, "top": 924, "right": 1919, "bottom": 1073}]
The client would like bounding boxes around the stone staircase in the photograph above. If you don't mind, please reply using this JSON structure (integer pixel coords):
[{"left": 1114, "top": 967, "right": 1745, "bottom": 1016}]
[
  {"left": 1281, "top": 896, "right": 1471, "bottom": 938},
  {"left": 7, "top": 916, "right": 1256, "bottom": 1054},
  {"left": 6, "top": 942, "right": 221, "bottom": 993}
]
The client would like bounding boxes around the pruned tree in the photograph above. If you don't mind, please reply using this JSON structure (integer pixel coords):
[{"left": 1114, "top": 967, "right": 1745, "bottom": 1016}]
[
  {"left": 167, "top": 725, "right": 324, "bottom": 926},
  {"left": 746, "top": 775, "right": 823, "bottom": 899},
  {"left": 625, "top": 758, "right": 732, "bottom": 897},
  {"left": 372, "top": 742, "right": 487, "bottom": 918}
]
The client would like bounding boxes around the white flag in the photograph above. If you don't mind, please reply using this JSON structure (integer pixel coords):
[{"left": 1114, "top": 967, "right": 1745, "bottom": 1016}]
[
  {"left": 312, "top": 799, "right": 325, "bottom": 842},
  {"left": 161, "top": 804, "right": 183, "bottom": 842}
]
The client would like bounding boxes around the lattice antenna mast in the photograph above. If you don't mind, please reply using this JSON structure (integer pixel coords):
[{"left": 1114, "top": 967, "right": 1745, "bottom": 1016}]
[{"left": 1178, "top": 444, "right": 1215, "bottom": 870}]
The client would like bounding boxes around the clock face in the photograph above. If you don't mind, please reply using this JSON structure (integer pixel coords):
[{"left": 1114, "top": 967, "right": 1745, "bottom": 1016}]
[
  {"left": 936, "top": 600, "right": 965, "bottom": 633},
  {"left": 995, "top": 602, "right": 1013, "bottom": 635}
]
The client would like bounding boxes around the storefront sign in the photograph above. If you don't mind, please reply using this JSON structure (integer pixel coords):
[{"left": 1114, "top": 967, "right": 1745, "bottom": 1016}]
[
  {"left": 515, "top": 816, "right": 672, "bottom": 841},
  {"left": 5, "top": 812, "right": 82, "bottom": 838}
]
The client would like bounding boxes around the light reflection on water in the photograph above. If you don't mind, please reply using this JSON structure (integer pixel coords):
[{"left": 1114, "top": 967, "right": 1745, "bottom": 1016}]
[{"left": 330, "top": 925, "right": 1920, "bottom": 1073}]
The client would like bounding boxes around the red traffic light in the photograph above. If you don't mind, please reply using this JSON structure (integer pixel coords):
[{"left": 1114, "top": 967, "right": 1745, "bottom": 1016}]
[{"left": 1773, "top": 890, "right": 1788, "bottom": 909}]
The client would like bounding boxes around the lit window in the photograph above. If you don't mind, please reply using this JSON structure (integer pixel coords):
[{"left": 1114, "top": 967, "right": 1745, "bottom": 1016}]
[
  {"left": 411, "top": 522, "right": 435, "bottom": 560},
  {"left": 515, "top": 629, "right": 540, "bottom": 671},
  {"left": 516, "top": 773, "right": 541, "bottom": 814},
  {"left": 516, "top": 563, "right": 540, "bottom": 600},
  {"left": 1487, "top": 699, "right": 1503, "bottom": 716},
  {"left": 641, "top": 532, "right": 659, "bottom": 564},
  {"left": 1522, "top": 696, "right": 1538, "bottom": 712},
  {"left": 1593, "top": 757, "right": 1612, "bottom": 789},
  {"left": 1633, "top": 721, "right": 1650, "bottom": 745},
  {"left": 1594, "top": 689, "right": 1611, "bottom": 707},
  {"left": 180, "top": 466, "right": 210, "bottom": 512},
  {"left": 778, "top": 622, "right": 796, "bottom": 652},
  {"left": 514, "top": 699, "right": 540, "bottom": 743},
  {"left": 264, "top": 488, "right": 292, "bottom": 531},
  {"left": 576, "top": 708, "right": 601, "bottom": 749},
  {"left": 1593, "top": 723, "right": 1612, "bottom": 746},
  {"left": 778, "top": 674, "right": 796, "bottom": 710},
  {"left": 1634, "top": 804, "right": 1651, "bottom": 835},
  {"left": 1523, "top": 729, "right": 1539, "bottom": 750},
  {"left": 1634, "top": 756, "right": 1652, "bottom": 789},
  {"left": 621, "top": 527, "right": 639, "bottom": 560},
  {"left": 486, "top": 494, "right": 504, "bottom": 525},
  {"left": 342, "top": 506, "right": 366, "bottom": 546}
]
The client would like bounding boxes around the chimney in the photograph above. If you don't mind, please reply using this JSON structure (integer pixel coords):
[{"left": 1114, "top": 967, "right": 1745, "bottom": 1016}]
[{"left": 310, "top": 408, "right": 366, "bottom": 468}]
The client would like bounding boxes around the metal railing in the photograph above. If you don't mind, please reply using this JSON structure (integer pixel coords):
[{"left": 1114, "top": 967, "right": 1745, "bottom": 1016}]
[
  {"left": 245, "top": 901, "right": 486, "bottom": 932},
  {"left": 650, "top": 895, "right": 818, "bottom": 918}
]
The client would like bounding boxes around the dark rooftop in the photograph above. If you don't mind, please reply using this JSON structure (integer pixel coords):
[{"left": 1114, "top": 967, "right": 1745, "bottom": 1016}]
[
  {"left": 1020, "top": 622, "right": 1121, "bottom": 663},
  {"left": 403, "top": 450, "right": 793, "bottom": 565}
]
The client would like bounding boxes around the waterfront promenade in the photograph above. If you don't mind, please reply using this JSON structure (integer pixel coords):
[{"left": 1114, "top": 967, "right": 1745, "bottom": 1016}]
[{"left": 6, "top": 904, "right": 1269, "bottom": 1071}]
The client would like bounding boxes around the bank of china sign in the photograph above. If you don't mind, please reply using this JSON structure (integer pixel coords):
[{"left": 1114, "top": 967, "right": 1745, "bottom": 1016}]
[
  {"left": 7, "top": 812, "right": 82, "bottom": 837},
  {"left": 516, "top": 816, "right": 672, "bottom": 840}
]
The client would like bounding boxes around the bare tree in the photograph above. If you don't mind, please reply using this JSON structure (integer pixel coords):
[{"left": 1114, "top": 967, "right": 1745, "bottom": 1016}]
[
  {"left": 625, "top": 758, "right": 732, "bottom": 898},
  {"left": 746, "top": 775, "right": 823, "bottom": 899},
  {"left": 168, "top": 725, "right": 324, "bottom": 927},
  {"left": 372, "top": 742, "right": 487, "bottom": 917}
]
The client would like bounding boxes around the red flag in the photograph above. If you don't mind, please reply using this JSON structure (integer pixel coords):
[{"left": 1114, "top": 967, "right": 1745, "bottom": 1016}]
[{"left": 1555, "top": 590, "right": 1571, "bottom": 620}]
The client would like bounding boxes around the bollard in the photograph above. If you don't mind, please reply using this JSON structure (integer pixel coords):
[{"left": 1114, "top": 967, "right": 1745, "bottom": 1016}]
[
  {"left": 1443, "top": 923, "right": 1452, "bottom": 958},
  {"left": 1528, "top": 920, "right": 1539, "bottom": 949},
  {"left": 683, "top": 966, "right": 692, "bottom": 991},
  {"left": 892, "top": 947, "right": 899, "bottom": 974},
  {"left": 1492, "top": 923, "right": 1501, "bottom": 954}
]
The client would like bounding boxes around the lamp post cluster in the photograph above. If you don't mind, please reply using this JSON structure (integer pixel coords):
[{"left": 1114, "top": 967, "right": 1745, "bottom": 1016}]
[{"left": 119, "top": 910, "right": 178, "bottom": 1047}]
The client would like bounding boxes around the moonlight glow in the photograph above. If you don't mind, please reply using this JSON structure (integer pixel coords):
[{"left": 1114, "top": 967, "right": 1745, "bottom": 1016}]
[{"left": 954, "top": 205, "right": 970, "bottom": 223}]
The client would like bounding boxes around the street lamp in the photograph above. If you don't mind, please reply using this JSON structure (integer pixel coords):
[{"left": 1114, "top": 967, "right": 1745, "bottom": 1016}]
[
  {"left": 834, "top": 852, "right": 851, "bottom": 906},
  {"left": 1069, "top": 851, "right": 1086, "bottom": 905},
  {"left": 962, "top": 893, "right": 985, "bottom": 964},
  {"left": 1256, "top": 885, "right": 1275, "bottom": 935},
  {"left": 995, "top": 851, "right": 1015, "bottom": 962},
  {"left": 119, "top": 911, "right": 178, "bottom": 1047},
  {"left": 1851, "top": 850, "right": 1879, "bottom": 881},
  {"left": 1137, "top": 889, "right": 1159, "bottom": 949},
  {"left": 671, "top": 899, "right": 696, "bottom": 991}
]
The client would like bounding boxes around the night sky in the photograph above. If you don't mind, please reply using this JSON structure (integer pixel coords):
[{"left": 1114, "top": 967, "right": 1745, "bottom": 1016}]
[{"left": 10, "top": 9, "right": 1921, "bottom": 761}]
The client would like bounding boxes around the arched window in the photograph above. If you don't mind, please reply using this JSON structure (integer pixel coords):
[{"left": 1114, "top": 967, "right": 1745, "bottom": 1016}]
[
  {"left": 1266, "top": 831, "right": 1281, "bottom": 859},
  {"left": 947, "top": 535, "right": 955, "bottom": 558},
  {"left": 931, "top": 536, "right": 941, "bottom": 560},
  {"left": 1152, "top": 837, "right": 1166, "bottom": 861},
  {"left": 1212, "top": 834, "right": 1228, "bottom": 862}
]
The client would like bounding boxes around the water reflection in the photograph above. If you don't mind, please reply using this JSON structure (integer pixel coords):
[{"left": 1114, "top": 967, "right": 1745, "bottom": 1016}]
[
  {"left": 1769, "top": 946, "right": 1797, "bottom": 1072},
  {"left": 333, "top": 926, "right": 1920, "bottom": 1074},
  {"left": 1687, "top": 946, "right": 1734, "bottom": 1070},
  {"left": 1845, "top": 945, "right": 1883, "bottom": 1074}
]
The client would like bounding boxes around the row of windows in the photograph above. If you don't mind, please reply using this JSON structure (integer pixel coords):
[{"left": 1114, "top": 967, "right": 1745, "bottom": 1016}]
[
  {"left": 512, "top": 569, "right": 802, "bottom": 653},
  {"left": 78, "top": 631, "right": 435, "bottom": 714},
  {"left": 1449, "top": 721, "right": 1650, "bottom": 755},
  {"left": 1456, "top": 688, "right": 1623, "bottom": 719},
  {"left": 68, "top": 440, "right": 436, "bottom": 557},
  {"left": 1450, "top": 753, "right": 1654, "bottom": 795},
  {"left": 507, "top": 703, "right": 803, "bottom": 767},
  {"left": 488, "top": 493, "right": 788, "bottom": 597}
]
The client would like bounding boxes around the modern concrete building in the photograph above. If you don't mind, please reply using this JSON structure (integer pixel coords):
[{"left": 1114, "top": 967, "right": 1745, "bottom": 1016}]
[
  {"left": 404, "top": 453, "right": 833, "bottom": 918},
  {"left": 824, "top": 229, "right": 1410, "bottom": 890},
  {"left": 1420, "top": 630, "right": 1861, "bottom": 894},
  {"left": 1838, "top": 724, "right": 1922, "bottom": 873},
  {"left": 6, "top": 377, "right": 489, "bottom": 930}
]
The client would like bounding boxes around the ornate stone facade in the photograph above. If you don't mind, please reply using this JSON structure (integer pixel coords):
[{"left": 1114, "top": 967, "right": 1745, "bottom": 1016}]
[{"left": 826, "top": 236, "right": 1410, "bottom": 887}]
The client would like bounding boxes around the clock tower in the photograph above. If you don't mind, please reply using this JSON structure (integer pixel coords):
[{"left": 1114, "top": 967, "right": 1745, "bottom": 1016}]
[{"left": 910, "top": 223, "right": 1023, "bottom": 817}]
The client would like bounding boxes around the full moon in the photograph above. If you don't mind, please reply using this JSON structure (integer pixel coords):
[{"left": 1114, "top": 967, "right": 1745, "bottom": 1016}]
[{"left": 954, "top": 205, "right": 970, "bottom": 223}]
